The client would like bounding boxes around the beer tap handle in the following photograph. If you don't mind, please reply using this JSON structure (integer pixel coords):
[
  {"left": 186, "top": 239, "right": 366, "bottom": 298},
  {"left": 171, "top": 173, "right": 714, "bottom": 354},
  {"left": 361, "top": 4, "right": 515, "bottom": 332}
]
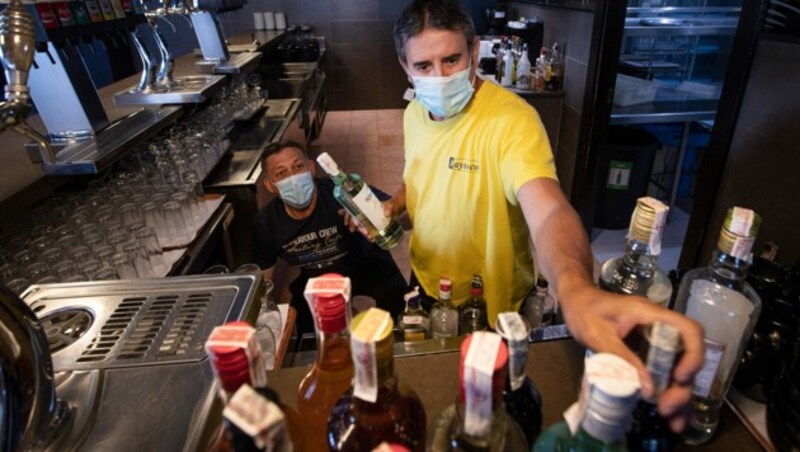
[
  {"left": 152, "top": 21, "right": 174, "bottom": 88},
  {"left": 130, "top": 30, "right": 157, "bottom": 92}
]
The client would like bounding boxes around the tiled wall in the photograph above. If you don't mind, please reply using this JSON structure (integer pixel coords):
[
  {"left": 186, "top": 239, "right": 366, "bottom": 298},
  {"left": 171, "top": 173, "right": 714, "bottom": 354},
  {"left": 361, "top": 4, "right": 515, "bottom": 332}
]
[
  {"left": 215, "top": 0, "right": 409, "bottom": 110},
  {"left": 509, "top": 3, "right": 594, "bottom": 198},
  {"left": 698, "top": 39, "right": 800, "bottom": 266}
]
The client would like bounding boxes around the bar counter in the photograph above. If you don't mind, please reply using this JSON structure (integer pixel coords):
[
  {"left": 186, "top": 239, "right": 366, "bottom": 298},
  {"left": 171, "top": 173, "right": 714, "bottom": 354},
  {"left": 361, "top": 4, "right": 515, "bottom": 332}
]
[{"left": 260, "top": 338, "right": 765, "bottom": 450}]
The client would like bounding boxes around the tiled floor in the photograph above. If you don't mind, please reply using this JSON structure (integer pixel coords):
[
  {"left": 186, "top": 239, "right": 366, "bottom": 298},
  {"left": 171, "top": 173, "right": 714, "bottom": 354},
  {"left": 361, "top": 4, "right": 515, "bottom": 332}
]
[{"left": 313, "top": 109, "right": 690, "bottom": 281}]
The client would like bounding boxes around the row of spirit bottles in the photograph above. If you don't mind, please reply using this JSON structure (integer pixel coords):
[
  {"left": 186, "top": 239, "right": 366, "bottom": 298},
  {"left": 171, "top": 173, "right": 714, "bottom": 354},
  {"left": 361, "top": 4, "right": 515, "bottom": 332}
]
[
  {"left": 599, "top": 197, "right": 764, "bottom": 445},
  {"left": 396, "top": 276, "right": 491, "bottom": 342}
]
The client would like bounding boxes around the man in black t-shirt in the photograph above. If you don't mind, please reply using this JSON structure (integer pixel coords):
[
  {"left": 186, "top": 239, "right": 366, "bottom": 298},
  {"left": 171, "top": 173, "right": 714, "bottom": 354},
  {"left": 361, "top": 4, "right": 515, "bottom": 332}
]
[{"left": 252, "top": 140, "right": 408, "bottom": 335}]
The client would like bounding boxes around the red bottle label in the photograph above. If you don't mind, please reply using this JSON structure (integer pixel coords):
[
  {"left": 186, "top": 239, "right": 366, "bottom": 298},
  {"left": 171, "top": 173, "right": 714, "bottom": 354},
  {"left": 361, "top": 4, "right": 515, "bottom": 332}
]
[
  {"left": 54, "top": 2, "right": 77, "bottom": 27},
  {"left": 36, "top": 3, "right": 61, "bottom": 30},
  {"left": 121, "top": 0, "right": 133, "bottom": 13}
]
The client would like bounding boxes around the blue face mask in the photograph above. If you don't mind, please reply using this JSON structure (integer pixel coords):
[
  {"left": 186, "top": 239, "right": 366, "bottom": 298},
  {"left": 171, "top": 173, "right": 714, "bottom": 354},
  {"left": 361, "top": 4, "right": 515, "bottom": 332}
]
[
  {"left": 275, "top": 171, "right": 315, "bottom": 209},
  {"left": 411, "top": 63, "right": 475, "bottom": 118}
]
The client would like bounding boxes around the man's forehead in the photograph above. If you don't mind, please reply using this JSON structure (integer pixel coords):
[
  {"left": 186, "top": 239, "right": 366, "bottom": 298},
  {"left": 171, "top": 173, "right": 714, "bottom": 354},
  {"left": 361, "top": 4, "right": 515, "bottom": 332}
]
[
  {"left": 268, "top": 147, "right": 306, "bottom": 164},
  {"left": 404, "top": 28, "right": 469, "bottom": 62}
]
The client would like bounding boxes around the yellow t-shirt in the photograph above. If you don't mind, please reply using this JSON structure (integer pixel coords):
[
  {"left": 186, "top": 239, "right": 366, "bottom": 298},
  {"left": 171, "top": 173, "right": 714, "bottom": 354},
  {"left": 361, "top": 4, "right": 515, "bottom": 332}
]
[{"left": 403, "top": 79, "right": 558, "bottom": 325}]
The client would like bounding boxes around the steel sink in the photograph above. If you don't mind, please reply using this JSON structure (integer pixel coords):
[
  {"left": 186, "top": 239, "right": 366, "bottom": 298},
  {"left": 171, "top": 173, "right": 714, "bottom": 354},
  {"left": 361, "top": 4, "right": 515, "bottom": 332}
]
[{"left": 22, "top": 274, "right": 262, "bottom": 451}]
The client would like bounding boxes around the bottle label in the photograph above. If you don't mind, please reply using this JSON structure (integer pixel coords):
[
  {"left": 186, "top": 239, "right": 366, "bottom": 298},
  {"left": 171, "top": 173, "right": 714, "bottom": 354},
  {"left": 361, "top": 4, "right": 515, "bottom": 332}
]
[
  {"left": 497, "top": 312, "right": 529, "bottom": 391},
  {"left": 54, "top": 2, "right": 77, "bottom": 27},
  {"left": 223, "top": 384, "right": 287, "bottom": 450},
  {"left": 464, "top": 332, "right": 502, "bottom": 437},
  {"left": 36, "top": 4, "right": 61, "bottom": 30},
  {"left": 693, "top": 339, "right": 725, "bottom": 398},
  {"left": 404, "top": 331, "right": 426, "bottom": 342},
  {"left": 70, "top": 2, "right": 92, "bottom": 25},
  {"left": 98, "top": 0, "right": 117, "bottom": 21},
  {"left": 121, "top": 0, "right": 133, "bottom": 13},
  {"left": 352, "top": 309, "right": 391, "bottom": 403},
  {"left": 402, "top": 315, "right": 424, "bottom": 325},
  {"left": 84, "top": 0, "right": 104, "bottom": 23},
  {"left": 351, "top": 185, "right": 390, "bottom": 231},
  {"left": 109, "top": 0, "right": 126, "bottom": 19}
]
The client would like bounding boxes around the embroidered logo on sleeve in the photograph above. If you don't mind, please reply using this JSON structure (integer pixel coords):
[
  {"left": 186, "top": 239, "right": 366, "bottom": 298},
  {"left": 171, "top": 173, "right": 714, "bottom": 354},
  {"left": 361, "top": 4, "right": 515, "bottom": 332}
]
[{"left": 448, "top": 157, "right": 480, "bottom": 173}]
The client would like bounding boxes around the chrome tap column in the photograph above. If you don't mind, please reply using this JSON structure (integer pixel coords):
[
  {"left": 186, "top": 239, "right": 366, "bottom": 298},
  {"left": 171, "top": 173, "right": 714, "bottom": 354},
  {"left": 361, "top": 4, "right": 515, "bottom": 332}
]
[{"left": 0, "top": 0, "right": 56, "bottom": 162}]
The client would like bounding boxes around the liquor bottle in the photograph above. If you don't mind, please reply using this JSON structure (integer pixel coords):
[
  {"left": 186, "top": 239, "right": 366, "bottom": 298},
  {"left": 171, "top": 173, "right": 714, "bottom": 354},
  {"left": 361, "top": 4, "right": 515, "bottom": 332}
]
[
  {"left": 533, "top": 353, "right": 641, "bottom": 452},
  {"left": 430, "top": 278, "right": 459, "bottom": 339},
  {"left": 521, "top": 278, "right": 553, "bottom": 329},
  {"left": 316, "top": 152, "right": 404, "bottom": 250},
  {"left": 459, "top": 276, "right": 489, "bottom": 335},
  {"left": 328, "top": 308, "right": 427, "bottom": 451},
  {"left": 515, "top": 44, "right": 531, "bottom": 90},
  {"left": 533, "top": 46, "right": 547, "bottom": 92},
  {"left": 674, "top": 207, "right": 762, "bottom": 445},
  {"left": 397, "top": 287, "right": 430, "bottom": 342},
  {"left": 501, "top": 43, "right": 514, "bottom": 87},
  {"left": 431, "top": 332, "right": 529, "bottom": 452},
  {"left": 599, "top": 197, "right": 673, "bottom": 308},
  {"left": 546, "top": 42, "right": 564, "bottom": 92},
  {"left": 626, "top": 322, "right": 681, "bottom": 452},
  {"left": 205, "top": 322, "right": 303, "bottom": 451},
  {"left": 495, "top": 312, "right": 543, "bottom": 446},
  {"left": 221, "top": 384, "right": 293, "bottom": 452},
  {"left": 297, "top": 275, "right": 355, "bottom": 451}
]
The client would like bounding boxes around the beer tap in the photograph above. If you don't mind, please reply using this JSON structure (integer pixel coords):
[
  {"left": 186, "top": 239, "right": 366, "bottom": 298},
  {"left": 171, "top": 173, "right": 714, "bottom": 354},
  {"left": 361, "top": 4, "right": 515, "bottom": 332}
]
[
  {"left": 143, "top": 0, "right": 177, "bottom": 90},
  {"left": 0, "top": 0, "right": 56, "bottom": 164}
]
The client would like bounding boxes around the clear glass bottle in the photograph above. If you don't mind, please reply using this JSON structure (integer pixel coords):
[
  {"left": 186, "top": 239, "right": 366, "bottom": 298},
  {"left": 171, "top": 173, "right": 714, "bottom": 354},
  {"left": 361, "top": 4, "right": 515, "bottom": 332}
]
[
  {"left": 674, "top": 207, "right": 763, "bottom": 445},
  {"left": 522, "top": 278, "right": 553, "bottom": 329},
  {"left": 533, "top": 353, "right": 641, "bottom": 452},
  {"left": 495, "top": 312, "right": 543, "bottom": 446},
  {"left": 431, "top": 332, "right": 529, "bottom": 452},
  {"left": 599, "top": 197, "right": 673, "bottom": 308},
  {"left": 430, "top": 278, "right": 459, "bottom": 339},
  {"left": 397, "top": 287, "right": 430, "bottom": 342},
  {"left": 626, "top": 322, "right": 682, "bottom": 452},
  {"left": 316, "top": 152, "right": 404, "bottom": 250},
  {"left": 296, "top": 290, "right": 354, "bottom": 451},
  {"left": 459, "top": 275, "right": 489, "bottom": 335},
  {"left": 328, "top": 308, "right": 427, "bottom": 451}
]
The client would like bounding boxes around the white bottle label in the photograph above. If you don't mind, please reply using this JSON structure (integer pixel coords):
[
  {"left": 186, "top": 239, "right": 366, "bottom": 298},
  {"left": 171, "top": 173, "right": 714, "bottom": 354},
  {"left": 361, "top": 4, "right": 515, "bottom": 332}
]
[
  {"left": 223, "top": 384, "right": 287, "bottom": 451},
  {"left": 351, "top": 185, "right": 390, "bottom": 231},
  {"left": 646, "top": 322, "right": 680, "bottom": 398},
  {"left": 464, "top": 332, "right": 502, "bottom": 437},
  {"left": 693, "top": 339, "right": 726, "bottom": 398},
  {"left": 402, "top": 315, "right": 424, "bottom": 325},
  {"left": 497, "top": 312, "right": 529, "bottom": 391},
  {"left": 351, "top": 309, "right": 391, "bottom": 403}
]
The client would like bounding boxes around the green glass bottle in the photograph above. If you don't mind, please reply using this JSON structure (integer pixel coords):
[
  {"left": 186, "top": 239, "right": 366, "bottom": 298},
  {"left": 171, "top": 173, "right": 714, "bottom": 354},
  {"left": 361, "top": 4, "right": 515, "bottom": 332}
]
[
  {"left": 534, "top": 353, "right": 640, "bottom": 452},
  {"left": 316, "top": 152, "right": 404, "bottom": 250}
]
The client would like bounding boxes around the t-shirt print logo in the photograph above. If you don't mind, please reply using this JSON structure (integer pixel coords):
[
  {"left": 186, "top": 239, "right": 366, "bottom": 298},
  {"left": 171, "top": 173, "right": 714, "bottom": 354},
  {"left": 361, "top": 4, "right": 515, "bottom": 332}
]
[{"left": 448, "top": 157, "right": 480, "bottom": 172}]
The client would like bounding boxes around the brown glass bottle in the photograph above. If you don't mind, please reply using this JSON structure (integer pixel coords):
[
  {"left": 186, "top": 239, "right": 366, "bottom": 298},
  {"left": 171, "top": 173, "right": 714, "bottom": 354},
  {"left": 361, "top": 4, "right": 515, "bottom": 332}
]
[
  {"left": 296, "top": 291, "right": 354, "bottom": 451},
  {"left": 328, "top": 308, "right": 427, "bottom": 451}
]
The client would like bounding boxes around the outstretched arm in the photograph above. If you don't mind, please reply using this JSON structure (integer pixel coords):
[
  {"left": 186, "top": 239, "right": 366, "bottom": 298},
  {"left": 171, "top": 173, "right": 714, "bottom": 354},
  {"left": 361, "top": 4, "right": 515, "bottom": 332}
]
[{"left": 517, "top": 177, "right": 704, "bottom": 432}]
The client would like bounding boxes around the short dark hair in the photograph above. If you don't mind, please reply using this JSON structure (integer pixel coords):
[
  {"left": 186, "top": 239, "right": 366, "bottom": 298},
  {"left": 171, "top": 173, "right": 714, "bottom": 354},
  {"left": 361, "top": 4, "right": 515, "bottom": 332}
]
[
  {"left": 260, "top": 140, "right": 307, "bottom": 172},
  {"left": 393, "top": 0, "right": 476, "bottom": 63}
]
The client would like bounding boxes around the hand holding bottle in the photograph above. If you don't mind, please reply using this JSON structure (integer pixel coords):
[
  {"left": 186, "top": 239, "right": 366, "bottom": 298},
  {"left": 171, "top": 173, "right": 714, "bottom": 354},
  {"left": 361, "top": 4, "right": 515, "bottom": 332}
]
[{"left": 560, "top": 284, "right": 704, "bottom": 432}]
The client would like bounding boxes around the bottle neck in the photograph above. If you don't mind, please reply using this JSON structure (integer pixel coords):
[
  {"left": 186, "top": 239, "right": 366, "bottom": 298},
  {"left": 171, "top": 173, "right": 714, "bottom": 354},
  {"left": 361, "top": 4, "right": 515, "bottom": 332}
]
[
  {"left": 354, "top": 351, "right": 397, "bottom": 409},
  {"left": 438, "top": 293, "right": 454, "bottom": 308},
  {"left": 709, "top": 248, "right": 750, "bottom": 282},
  {"left": 316, "top": 329, "right": 351, "bottom": 371},
  {"left": 329, "top": 171, "right": 347, "bottom": 186},
  {"left": 622, "top": 238, "right": 659, "bottom": 273},
  {"left": 579, "top": 409, "right": 629, "bottom": 445}
]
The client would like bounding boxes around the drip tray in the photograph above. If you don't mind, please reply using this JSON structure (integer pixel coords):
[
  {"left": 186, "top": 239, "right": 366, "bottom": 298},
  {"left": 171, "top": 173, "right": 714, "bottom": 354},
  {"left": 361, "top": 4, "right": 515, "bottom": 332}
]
[{"left": 23, "top": 274, "right": 261, "bottom": 372}]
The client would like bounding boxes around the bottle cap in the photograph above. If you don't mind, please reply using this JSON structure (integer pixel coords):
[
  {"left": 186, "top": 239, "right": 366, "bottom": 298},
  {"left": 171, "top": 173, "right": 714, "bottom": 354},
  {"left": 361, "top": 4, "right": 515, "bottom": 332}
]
[
  {"left": 718, "top": 207, "right": 761, "bottom": 260},
  {"left": 315, "top": 293, "right": 347, "bottom": 333},
  {"left": 628, "top": 197, "right": 669, "bottom": 255},
  {"left": 316, "top": 152, "right": 341, "bottom": 176},
  {"left": 470, "top": 275, "right": 484, "bottom": 297}
]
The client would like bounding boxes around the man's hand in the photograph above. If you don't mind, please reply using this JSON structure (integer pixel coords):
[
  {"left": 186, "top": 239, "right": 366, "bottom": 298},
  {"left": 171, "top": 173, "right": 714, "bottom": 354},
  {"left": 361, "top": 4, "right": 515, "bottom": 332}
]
[{"left": 562, "top": 285, "right": 704, "bottom": 432}]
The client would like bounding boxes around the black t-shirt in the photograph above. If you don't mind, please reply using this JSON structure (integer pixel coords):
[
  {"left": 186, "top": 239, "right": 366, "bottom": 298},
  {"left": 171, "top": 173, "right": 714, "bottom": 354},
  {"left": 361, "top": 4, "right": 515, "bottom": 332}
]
[{"left": 252, "top": 178, "right": 391, "bottom": 279}]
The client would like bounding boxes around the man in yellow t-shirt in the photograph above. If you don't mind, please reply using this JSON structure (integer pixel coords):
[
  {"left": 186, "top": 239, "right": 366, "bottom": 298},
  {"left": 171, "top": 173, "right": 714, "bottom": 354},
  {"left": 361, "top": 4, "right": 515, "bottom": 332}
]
[
  {"left": 403, "top": 73, "right": 555, "bottom": 323},
  {"left": 351, "top": 0, "right": 701, "bottom": 434}
]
